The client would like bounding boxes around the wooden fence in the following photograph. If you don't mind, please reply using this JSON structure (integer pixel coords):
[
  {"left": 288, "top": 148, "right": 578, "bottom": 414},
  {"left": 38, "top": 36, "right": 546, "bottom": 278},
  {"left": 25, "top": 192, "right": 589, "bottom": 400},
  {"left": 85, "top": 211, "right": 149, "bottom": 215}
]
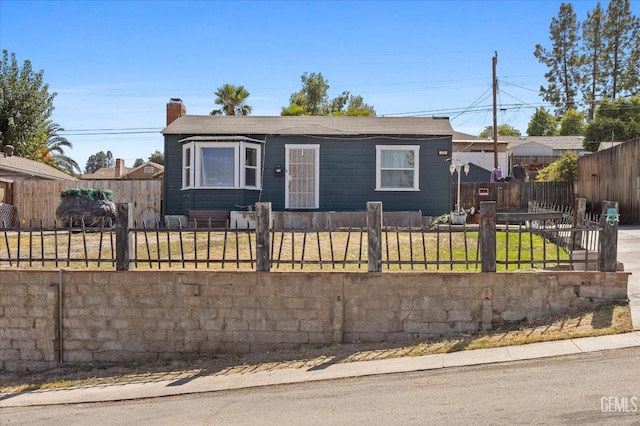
[
  {"left": 454, "top": 181, "right": 574, "bottom": 212},
  {"left": 11, "top": 180, "right": 162, "bottom": 227},
  {"left": 577, "top": 137, "right": 640, "bottom": 225}
]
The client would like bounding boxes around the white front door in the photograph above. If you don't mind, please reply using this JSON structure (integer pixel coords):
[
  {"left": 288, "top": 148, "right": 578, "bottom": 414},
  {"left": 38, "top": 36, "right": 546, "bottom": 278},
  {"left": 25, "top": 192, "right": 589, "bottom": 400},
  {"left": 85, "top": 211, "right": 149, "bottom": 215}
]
[{"left": 285, "top": 145, "right": 319, "bottom": 209}]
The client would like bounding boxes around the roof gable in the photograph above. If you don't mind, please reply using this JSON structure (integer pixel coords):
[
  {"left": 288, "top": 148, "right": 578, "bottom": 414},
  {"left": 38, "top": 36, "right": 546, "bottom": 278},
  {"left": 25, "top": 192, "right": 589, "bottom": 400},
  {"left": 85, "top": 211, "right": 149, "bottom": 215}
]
[
  {"left": 125, "top": 161, "right": 164, "bottom": 176},
  {"left": 81, "top": 161, "right": 164, "bottom": 180}
]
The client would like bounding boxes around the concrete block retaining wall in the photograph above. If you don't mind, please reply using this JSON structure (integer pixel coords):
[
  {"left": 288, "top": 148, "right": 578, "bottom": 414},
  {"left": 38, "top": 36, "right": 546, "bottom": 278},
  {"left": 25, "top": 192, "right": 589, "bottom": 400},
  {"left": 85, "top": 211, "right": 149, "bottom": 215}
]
[{"left": 0, "top": 270, "right": 628, "bottom": 372}]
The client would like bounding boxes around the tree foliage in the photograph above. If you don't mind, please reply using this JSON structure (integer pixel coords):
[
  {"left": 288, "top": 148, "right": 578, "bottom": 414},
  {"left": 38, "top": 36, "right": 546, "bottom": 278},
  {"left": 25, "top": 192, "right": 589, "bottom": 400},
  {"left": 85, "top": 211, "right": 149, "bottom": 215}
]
[
  {"left": 133, "top": 158, "right": 144, "bottom": 168},
  {"left": 84, "top": 150, "right": 115, "bottom": 174},
  {"left": 38, "top": 122, "right": 79, "bottom": 175},
  {"left": 148, "top": 149, "right": 164, "bottom": 165},
  {"left": 580, "top": 3, "right": 607, "bottom": 120},
  {"left": 602, "top": 0, "right": 639, "bottom": 99},
  {"left": 583, "top": 95, "right": 640, "bottom": 151},
  {"left": 281, "top": 72, "right": 375, "bottom": 116},
  {"left": 478, "top": 124, "right": 521, "bottom": 138},
  {"left": 331, "top": 93, "right": 376, "bottom": 116},
  {"left": 559, "top": 109, "right": 586, "bottom": 135},
  {"left": 536, "top": 150, "right": 578, "bottom": 182},
  {"left": 0, "top": 50, "right": 56, "bottom": 159},
  {"left": 211, "top": 84, "right": 252, "bottom": 116},
  {"left": 534, "top": 3, "right": 581, "bottom": 115},
  {"left": 536, "top": 1, "right": 639, "bottom": 119},
  {"left": 527, "top": 107, "right": 558, "bottom": 136},
  {"left": 282, "top": 72, "right": 330, "bottom": 116}
]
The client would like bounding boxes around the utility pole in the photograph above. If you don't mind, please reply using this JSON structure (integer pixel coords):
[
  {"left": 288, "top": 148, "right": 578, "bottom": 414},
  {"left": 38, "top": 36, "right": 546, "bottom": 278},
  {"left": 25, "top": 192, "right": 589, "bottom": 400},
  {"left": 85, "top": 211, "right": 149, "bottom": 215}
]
[{"left": 492, "top": 51, "right": 498, "bottom": 169}]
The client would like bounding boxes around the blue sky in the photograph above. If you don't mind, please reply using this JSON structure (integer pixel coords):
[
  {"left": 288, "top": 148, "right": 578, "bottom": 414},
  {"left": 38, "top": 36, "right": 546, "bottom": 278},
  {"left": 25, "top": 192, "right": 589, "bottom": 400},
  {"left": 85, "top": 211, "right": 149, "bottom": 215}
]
[{"left": 1, "top": 0, "right": 636, "bottom": 170}]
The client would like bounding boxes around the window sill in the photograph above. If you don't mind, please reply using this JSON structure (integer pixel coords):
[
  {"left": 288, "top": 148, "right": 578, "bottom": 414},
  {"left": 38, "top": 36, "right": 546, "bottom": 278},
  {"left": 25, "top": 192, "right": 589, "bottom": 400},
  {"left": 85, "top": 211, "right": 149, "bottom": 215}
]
[
  {"left": 375, "top": 188, "right": 421, "bottom": 192},
  {"left": 181, "top": 186, "right": 263, "bottom": 190}
]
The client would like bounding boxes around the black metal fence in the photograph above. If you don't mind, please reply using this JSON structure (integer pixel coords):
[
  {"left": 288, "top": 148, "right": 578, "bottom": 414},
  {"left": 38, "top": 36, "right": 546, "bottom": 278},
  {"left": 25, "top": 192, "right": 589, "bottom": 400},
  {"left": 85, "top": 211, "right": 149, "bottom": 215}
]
[{"left": 0, "top": 200, "right": 617, "bottom": 272}]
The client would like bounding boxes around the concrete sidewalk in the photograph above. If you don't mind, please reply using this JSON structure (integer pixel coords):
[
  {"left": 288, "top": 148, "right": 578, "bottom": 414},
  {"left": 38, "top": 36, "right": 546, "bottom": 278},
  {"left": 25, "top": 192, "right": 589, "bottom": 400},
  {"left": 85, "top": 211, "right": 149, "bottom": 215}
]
[
  {"left": 3, "top": 225, "right": 640, "bottom": 408},
  {"left": 616, "top": 226, "right": 640, "bottom": 330},
  {"left": 2, "top": 332, "right": 640, "bottom": 408}
]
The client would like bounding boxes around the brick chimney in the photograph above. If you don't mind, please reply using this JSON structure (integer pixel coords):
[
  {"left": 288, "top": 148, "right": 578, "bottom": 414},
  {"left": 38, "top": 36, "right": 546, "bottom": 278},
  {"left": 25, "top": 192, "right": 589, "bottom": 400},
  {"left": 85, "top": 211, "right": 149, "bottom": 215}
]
[
  {"left": 115, "top": 158, "right": 125, "bottom": 178},
  {"left": 166, "top": 98, "right": 186, "bottom": 125}
]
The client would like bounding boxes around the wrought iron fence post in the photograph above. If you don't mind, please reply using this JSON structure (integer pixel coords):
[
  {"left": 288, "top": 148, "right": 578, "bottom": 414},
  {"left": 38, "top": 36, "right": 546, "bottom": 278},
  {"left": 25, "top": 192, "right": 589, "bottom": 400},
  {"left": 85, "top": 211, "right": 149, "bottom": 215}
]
[
  {"left": 255, "top": 202, "right": 272, "bottom": 272},
  {"left": 367, "top": 202, "right": 382, "bottom": 272},
  {"left": 115, "top": 203, "right": 132, "bottom": 271},
  {"left": 599, "top": 200, "right": 619, "bottom": 272},
  {"left": 480, "top": 201, "right": 496, "bottom": 272}
]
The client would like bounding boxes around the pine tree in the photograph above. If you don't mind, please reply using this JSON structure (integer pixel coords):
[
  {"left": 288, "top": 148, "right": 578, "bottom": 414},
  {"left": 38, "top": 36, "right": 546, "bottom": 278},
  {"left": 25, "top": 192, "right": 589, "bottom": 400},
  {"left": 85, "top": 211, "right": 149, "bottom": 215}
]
[
  {"left": 580, "top": 3, "right": 606, "bottom": 120},
  {"left": 534, "top": 3, "right": 582, "bottom": 115},
  {"left": 602, "top": 0, "right": 638, "bottom": 99}
]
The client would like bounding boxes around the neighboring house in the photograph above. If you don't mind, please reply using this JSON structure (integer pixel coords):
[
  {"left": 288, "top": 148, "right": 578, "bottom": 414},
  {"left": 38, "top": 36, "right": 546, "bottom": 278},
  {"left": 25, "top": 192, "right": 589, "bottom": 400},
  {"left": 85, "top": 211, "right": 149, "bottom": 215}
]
[
  {"left": 452, "top": 131, "right": 509, "bottom": 176},
  {"left": 161, "top": 99, "right": 454, "bottom": 219},
  {"left": 598, "top": 141, "right": 623, "bottom": 151},
  {"left": 81, "top": 158, "right": 163, "bottom": 180},
  {"left": 0, "top": 144, "right": 76, "bottom": 225},
  {"left": 504, "top": 136, "right": 590, "bottom": 178},
  {"left": 0, "top": 145, "right": 77, "bottom": 183}
]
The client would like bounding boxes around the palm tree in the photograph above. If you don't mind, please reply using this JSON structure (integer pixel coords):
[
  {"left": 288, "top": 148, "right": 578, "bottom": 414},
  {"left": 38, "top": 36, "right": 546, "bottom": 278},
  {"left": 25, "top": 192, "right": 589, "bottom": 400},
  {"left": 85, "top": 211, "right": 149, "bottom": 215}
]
[
  {"left": 211, "top": 84, "right": 252, "bottom": 116},
  {"left": 39, "top": 122, "right": 80, "bottom": 175}
]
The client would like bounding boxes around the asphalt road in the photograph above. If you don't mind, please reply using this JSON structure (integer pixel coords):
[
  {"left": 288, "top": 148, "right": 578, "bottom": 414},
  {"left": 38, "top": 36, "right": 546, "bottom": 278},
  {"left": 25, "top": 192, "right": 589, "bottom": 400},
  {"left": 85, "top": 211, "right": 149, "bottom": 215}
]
[{"left": 2, "top": 347, "right": 639, "bottom": 426}]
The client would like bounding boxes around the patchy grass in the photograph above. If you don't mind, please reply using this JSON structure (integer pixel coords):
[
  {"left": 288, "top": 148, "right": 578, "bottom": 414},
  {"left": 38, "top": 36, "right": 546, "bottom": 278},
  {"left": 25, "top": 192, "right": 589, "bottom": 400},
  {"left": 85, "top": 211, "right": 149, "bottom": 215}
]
[{"left": 0, "top": 303, "right": 631, "bottom": 395}]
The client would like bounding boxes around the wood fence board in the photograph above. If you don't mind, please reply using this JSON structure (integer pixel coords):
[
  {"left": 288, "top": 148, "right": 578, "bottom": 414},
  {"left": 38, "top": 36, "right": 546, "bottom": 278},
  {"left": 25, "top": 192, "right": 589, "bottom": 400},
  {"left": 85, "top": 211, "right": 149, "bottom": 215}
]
[
  {"left": 577, "top": 138, "right": 640, "bottom": 225},
  {"left": 13, "top": 180, "right": 162, "bottom": 227},
  {"left": 455, "top": 181, "right": 574, "bottom": 213}
]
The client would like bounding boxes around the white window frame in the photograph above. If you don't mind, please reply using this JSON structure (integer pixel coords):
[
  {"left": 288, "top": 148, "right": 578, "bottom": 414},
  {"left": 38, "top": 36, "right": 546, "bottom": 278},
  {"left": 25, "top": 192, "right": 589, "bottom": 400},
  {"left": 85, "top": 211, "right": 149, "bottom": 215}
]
[
  {"left": 241, "top": 143, "right": 261, "bottom": 189},
  {"left": 375, "top": 145, "right": 420, "bottom": 191},
  {"left": 182, "top": 146, "right": 193, "bottom": 189},
  {"left": 181, "top": 141, "right": 262, "bottom": 190}
]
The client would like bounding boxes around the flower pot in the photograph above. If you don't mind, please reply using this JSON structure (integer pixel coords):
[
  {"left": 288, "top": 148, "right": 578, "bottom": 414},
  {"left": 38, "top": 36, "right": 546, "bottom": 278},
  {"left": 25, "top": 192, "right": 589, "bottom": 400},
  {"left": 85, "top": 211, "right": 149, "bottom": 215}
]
[{"left": 451, "top": 212, "right": 467, "bottom": 225}]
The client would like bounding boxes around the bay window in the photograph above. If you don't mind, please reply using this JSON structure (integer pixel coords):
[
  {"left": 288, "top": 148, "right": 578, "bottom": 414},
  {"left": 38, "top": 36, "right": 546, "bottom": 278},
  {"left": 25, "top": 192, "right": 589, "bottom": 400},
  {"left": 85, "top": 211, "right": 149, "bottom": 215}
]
[{"left": 181, "top": 137, "right": 263, "bottom": 189}]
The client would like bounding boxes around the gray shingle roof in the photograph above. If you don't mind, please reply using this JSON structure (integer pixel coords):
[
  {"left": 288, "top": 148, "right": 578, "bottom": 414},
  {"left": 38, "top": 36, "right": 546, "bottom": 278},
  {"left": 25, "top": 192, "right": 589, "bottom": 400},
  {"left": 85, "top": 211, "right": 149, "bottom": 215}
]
[
  {"left": 162, "top": 115, "right": 453, "bottom": 137},
  {"left": 502, "top": 135, "right": 587, "bottom": 150},
  {"left": 0, "top": 154, "right": 77, "bottom": 181}
]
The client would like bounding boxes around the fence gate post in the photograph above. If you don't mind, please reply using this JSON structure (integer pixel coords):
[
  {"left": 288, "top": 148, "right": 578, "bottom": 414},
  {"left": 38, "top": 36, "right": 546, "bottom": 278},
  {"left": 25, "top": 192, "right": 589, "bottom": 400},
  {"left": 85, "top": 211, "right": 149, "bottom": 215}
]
[
  {"left": 480, "top": 201, "right": 496, "bottom": 272},
  {"left": 115, "top": 203, "right": 132, "bottom": 271},
  {"left": 367, "top": 202, "right": 382, "bottom": 272},
  {"left": 599, "top": 200, "right": 619, "bottom": 272},
  {"left": 573, "top": 197, "right": 586, "bottom": 248},
  {"left": 255, "top": 202, "right": 272, "bottom": 272}
]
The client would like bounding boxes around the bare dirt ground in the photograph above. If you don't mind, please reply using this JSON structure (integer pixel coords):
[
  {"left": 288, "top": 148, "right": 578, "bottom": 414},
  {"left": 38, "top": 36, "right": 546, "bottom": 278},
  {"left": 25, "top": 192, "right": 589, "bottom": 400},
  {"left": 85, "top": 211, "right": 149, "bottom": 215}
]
[{"left": 0, "top": 303, "right": 632, "bottom": 394}]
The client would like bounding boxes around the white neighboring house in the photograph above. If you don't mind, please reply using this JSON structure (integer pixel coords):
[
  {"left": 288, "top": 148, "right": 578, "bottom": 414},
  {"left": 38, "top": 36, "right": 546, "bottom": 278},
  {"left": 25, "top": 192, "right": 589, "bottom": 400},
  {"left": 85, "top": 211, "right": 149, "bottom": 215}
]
[
  {"left": 503, "top": 135, "right": 590, "bottom": 178},
  {"left": 452, "top": 131, "right": 509, "bottom": 172}
]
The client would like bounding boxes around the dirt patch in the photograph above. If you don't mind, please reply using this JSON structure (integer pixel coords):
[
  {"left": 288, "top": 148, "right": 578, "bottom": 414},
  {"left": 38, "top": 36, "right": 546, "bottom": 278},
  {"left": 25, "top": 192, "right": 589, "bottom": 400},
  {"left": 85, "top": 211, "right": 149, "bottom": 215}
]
[{"left": 0, "top": 303, "right": 632, "bottom": 394}]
